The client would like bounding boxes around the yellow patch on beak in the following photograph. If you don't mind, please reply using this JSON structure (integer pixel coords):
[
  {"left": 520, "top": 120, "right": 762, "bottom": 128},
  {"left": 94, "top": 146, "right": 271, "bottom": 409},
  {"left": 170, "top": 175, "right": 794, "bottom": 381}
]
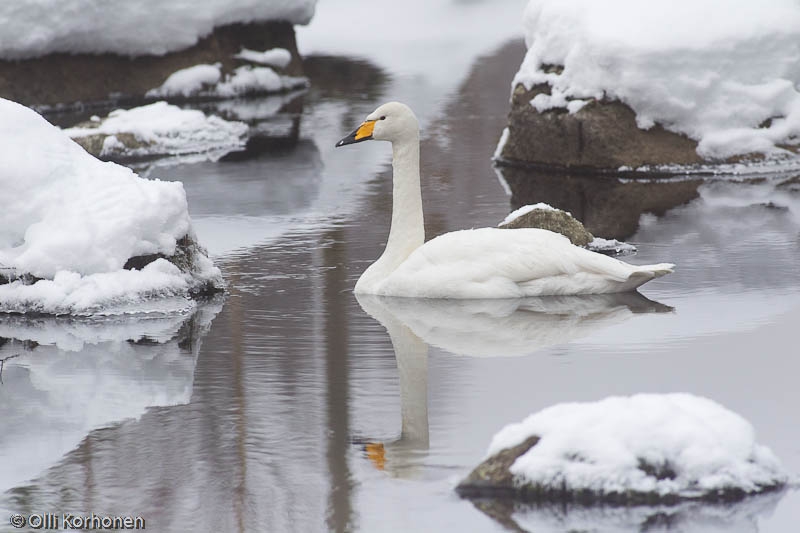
[
  {"left": 355, "top": 120, "right": 376, "bottom": 140},
  {"left": 364, "top": 442, "right": 386, "bottom": 470}
]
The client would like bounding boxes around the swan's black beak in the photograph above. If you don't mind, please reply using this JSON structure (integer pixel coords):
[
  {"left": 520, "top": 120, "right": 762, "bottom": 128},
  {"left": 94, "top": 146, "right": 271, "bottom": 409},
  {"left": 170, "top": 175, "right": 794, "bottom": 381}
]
[{"left": 336, "top": 120, "right": 375, "bottom": 147}]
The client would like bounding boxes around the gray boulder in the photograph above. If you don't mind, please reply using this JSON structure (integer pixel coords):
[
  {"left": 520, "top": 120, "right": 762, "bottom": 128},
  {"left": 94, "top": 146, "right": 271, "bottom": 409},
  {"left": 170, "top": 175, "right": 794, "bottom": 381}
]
[
  {"left": 499, "top": 205, "right": 593, "bottom": 246},
  {"left": 497, "top": 82, "right": 705, "bottom": 171}
]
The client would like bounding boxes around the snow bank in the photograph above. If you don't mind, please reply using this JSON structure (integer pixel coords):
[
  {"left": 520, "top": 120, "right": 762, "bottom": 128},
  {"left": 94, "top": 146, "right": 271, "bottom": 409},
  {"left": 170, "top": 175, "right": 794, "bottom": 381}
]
[
  {"left": 235, "top": 47, "right": 292, "bottom": 68},
  {"left": 0, "top": 98, "right": 221, "bottom": 314},
  {"left": 516, "top": 0, "right": 800, "bottom": 160},
  {"left": 146, "top": 64, "right": 307, "bottom": 99},
  {"left": 488, "top": 394, "right": 787, "bottom": 498},
  {"left": 64, "top": 102, "right": 248, "bottom": 159},
  {"left": 0, "top": 0, "right": 317, "bottom": 59}
]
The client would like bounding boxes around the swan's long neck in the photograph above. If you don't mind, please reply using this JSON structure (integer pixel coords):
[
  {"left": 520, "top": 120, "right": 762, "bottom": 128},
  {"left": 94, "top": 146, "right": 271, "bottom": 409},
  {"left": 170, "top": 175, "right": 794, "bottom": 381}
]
[{"left": 382, "top": 136, "right": 424, "bottom": 268}]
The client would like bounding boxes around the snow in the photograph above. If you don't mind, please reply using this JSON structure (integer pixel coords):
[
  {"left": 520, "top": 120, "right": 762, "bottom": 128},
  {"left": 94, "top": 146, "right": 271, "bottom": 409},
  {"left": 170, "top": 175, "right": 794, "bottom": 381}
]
[
  {"left": 588, "top": 237, "right": 637, "bottom": 255},
  {"left": 493, "top": 127, "right": 510, "bottom": 160},
  {"left": 235, "top": 47, "right": 292, "bottom": 68},
  {"left": 515, "top": 0, "right": 800, "bottom": 160},
  {"left": 0, "top": 98, "right": 221, "bottom": 314},
  {"left": 64, "top": 101, "right": 248, "bottom": 159},
  {"left": 146, "top": 64, "right": 307, "bottom": 99},
  {"left": 500, "top": 203, "right": 565, "bottom": 226},
  {"left": 147, "top": 64, "right": 223, "bottom": 98},
  {"left": 488, "top": 393, "right": 787, "bottom": 498},
  {"left": 0, "top": 0, "right": 317, "bottom": 59}
]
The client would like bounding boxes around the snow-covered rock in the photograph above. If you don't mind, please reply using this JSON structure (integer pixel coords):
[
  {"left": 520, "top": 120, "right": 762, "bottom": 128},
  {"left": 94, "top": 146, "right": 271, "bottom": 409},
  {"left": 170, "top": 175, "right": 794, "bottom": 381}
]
[
  {"left": 146, "top": 64, "right": 307, "bottom": 100},
  {"left": 64, "top": 102, "right": 248, "bottom": 161},
  {"left": 457, "top": 394, "right": 788, "bottom": 504},
  {"left": 0, "top": 98, "right": 222, "bottom": 315},
  {"left": 0, "top": 0, "right": 316, "bottom": 59},
  {"left": 497, "top": 0, "right": 800, "bottom": 170}
]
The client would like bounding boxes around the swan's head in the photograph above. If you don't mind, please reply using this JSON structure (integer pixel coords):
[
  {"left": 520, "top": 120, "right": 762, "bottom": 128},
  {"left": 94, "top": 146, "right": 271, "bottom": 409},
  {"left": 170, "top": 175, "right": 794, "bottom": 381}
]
[{"left": 336, "top": 102, "right": 419, "bottom": 147}]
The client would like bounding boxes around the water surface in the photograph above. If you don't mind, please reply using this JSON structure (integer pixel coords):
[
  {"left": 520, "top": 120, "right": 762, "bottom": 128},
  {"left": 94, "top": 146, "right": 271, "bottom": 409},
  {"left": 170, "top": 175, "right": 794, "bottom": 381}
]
[{"left": 2, "top": 4, "right": 800, "bottom": 531}]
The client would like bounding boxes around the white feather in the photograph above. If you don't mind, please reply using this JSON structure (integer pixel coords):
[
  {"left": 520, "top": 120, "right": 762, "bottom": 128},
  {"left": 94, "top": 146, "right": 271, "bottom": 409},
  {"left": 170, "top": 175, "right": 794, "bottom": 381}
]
[{"left": 342, "top": 102, "right": 674, "bottom": 299}]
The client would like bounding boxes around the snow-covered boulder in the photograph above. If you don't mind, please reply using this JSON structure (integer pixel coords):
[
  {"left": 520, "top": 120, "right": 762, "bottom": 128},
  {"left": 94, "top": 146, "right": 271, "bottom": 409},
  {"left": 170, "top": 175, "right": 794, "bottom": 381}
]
[
  {"left": 0, "top": 1, "right": 316, "bottom": 108},
  {"left": 0, "top": 1, "right": 315, "bottom": 59},
  {"left": 457, "top": 394, "right": 788, "bottom": 504},
  {"left": 64, "top": 102, "right": 248, "bottom": 161},
  {"left": 0, "top": 98, "right": 223, "bottom": 315},
  {"left": 496, "top": 0, "right": 800, "bottom": 172}
]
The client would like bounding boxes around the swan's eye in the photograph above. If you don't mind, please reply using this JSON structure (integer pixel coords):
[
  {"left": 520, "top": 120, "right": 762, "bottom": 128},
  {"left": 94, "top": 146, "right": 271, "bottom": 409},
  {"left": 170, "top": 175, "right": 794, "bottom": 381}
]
[{"left": 379, "top": 115, "right": 386, "bottom": 120}]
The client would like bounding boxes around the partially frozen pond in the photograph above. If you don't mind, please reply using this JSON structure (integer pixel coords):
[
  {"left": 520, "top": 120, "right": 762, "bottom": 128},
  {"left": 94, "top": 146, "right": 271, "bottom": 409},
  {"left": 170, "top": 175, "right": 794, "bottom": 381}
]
[{"left": 2, "top": 2, "right": 799, "bottom": 531}]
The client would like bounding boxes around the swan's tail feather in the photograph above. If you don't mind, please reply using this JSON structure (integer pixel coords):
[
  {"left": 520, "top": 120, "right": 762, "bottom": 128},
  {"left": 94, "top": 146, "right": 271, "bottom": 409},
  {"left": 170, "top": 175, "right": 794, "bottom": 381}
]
[
  {"left": 638, "top": 263, "right": 675, "bottom": 279},
  {"left": 622, "top": 263, "right": 675, "bottom": 291}
]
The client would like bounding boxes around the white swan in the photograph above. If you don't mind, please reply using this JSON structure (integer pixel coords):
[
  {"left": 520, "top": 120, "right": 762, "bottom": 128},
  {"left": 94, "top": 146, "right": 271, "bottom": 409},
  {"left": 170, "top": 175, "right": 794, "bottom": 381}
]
[{"left": 337, "top": 102, "right": 674, "bottom": 298}]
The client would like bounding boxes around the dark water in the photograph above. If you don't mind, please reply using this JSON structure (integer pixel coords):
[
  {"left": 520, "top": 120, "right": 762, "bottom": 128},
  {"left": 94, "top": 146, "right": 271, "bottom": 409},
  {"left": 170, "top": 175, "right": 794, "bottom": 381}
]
[{"left": 3, "top": 20, "right": 800, "bottom": 533}]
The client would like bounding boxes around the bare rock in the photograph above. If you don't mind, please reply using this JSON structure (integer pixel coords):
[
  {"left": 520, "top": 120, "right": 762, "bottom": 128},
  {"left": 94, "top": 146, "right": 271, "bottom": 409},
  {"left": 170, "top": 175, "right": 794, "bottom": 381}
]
[
  {"left": 499, "top": 206, "right": 594, "bottom": 246},
  {"left": 70, "top": 132, "right": 152, "bottom": 159},
  {"left": 497, "top": 82, "right": 705, "bottom": 171}
]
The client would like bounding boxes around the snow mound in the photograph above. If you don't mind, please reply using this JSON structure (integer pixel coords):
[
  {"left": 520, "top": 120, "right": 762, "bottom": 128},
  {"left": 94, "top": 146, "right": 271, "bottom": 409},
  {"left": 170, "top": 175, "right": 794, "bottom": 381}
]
[
  {"left": 516, "top": 0, "right": 800, "bottom": 160},
  {"left": 146, "top": 64, "right": 307, "bottom": 99},
  {"left": 488, "top": 394, "right": 787, "bottom": 499},
  {"left": 235, "top": 47, "right": 292, "bottom": 68},
  {"left": 0, "top": 0, "right": 317, "bottom": 59},
  {"left": 146, "top": 64, "right": 223, "bottom": 98},
  {"left": 0, "top": 98, "right": 222, "bottom": 315},
  {"left": 64, "top": 102, "right": 248, "bottom": 159},
  {"left": 500, "top": 203, "right": 566, "bottom": 226}
]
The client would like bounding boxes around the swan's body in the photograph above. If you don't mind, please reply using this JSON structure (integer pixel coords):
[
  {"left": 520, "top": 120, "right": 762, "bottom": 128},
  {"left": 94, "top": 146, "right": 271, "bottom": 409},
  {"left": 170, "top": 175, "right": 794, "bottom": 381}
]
[{"left": 337, "top": 102, "right": 674, "bottom": 298}]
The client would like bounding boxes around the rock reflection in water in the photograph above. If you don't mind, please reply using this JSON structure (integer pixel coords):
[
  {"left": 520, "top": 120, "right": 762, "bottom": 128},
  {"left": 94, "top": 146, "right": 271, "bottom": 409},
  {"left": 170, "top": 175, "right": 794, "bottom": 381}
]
[
  {"left": 0, "top": 298, "right": 223, "bottom": 503},
  {"left": 470, "top": 489, "right": 786, "bottom": 533},
  {"left": 496, "top": 165, "right": 703, "bottom": 241},
  {"left": 353, "top": 292, "right": 671, "bottom": 477}
]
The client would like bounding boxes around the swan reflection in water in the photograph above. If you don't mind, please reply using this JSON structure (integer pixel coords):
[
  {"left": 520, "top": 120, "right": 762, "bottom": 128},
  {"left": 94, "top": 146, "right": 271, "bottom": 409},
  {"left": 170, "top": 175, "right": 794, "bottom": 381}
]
[{"left": 353, "top": 291, "right": 672, "bottom": 476}]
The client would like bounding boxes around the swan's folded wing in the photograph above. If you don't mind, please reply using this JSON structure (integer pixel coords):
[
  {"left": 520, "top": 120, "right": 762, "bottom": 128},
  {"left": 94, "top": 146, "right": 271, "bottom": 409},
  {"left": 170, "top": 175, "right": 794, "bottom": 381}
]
[{"left": 384, "top": 228, "right": 638, "bottom": 298}]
